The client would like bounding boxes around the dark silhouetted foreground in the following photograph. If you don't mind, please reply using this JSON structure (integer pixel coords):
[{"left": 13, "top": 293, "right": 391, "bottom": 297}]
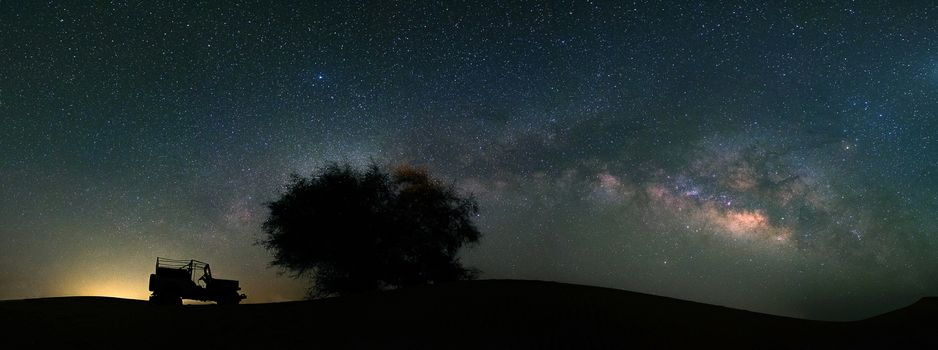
[
  {"left": 261, "top": 163, "right": 481, "bottom": 298},
  {"left": 148, "top": 257, "right": 246, "bottom": 305},
  {"left": 2, "top": 280, "right": 937, "bottom": 349}
]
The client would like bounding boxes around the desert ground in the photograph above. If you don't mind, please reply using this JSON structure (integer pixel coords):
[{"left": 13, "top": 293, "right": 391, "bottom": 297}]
[{"left": 1, "top": 279, "right": 936, "bottom": 349}]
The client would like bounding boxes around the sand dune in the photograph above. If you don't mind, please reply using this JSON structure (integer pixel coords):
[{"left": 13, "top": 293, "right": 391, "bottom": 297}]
[{"left": 1, "top": 280, "right": 935, "bottom": 348}]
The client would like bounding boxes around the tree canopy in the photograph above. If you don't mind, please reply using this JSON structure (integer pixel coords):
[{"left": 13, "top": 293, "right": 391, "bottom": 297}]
[{"left": 260, "top": 163, "right": 481, "bottom": 298}]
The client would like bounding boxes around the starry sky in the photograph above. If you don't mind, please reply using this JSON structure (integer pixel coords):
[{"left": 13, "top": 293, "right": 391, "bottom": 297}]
[{"left": 1, "top": 1, "right": 938, "bottom": 320}]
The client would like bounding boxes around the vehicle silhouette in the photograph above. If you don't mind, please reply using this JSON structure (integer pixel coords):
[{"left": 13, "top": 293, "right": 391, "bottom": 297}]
[{"left": 148, "top": 257, "right": 246, "bottom": 305}]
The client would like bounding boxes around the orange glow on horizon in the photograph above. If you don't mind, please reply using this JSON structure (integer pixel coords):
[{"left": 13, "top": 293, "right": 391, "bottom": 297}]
[{"left": 66, "top": 278, "right": 151, "bottom": 300}]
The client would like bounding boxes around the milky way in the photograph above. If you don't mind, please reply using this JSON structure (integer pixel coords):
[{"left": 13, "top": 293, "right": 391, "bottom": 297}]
[{"left": 1, "top": 1, "right": 937, "bottom": 320}]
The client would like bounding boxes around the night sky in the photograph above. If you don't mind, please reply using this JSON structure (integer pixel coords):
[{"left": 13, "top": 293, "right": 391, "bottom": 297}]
[{"left": 2, "top": 1, "right": 938, "bottom": 320}]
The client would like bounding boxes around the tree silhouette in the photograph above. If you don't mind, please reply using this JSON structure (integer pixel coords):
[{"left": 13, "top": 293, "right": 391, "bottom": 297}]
[{"left": 260, "top": 163, "right": 481, "bottom": 298}]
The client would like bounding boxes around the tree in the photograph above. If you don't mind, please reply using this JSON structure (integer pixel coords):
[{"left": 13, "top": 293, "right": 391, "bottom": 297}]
[{"left": 260, "top": 163, "right": 481, "bottom": 298}]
